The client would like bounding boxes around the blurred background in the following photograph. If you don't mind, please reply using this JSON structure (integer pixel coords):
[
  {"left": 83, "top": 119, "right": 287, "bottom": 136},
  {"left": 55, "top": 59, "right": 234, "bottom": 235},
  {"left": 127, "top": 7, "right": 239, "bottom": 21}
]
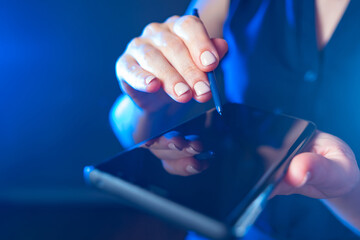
[{"left": 0, "top": 0, "right": 189, "bottom": 239}]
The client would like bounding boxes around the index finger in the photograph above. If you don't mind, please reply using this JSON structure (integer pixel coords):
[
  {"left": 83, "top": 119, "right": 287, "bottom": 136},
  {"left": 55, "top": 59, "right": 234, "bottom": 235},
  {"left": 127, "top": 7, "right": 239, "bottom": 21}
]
[{"left": 169, "top": 15, "right": 220, "bottom": 72}]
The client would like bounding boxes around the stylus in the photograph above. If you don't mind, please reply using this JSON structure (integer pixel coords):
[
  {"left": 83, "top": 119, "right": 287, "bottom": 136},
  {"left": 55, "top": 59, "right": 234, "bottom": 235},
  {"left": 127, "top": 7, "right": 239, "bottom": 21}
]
[{"left": 192, "top": 8, "right": 223, "bottom": 116}]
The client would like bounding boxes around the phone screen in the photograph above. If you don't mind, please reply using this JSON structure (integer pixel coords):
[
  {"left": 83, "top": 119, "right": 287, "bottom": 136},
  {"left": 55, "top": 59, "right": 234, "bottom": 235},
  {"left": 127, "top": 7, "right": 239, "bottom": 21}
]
[{"left": 97, "top": 103, "right": 315, "bottom": 224}]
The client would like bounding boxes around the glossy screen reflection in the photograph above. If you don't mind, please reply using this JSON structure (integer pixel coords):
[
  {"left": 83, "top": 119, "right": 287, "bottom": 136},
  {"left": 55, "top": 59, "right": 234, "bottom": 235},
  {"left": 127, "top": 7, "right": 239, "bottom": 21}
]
[{"left": 98, "top": 103, "right": 315, "bottom": 224}]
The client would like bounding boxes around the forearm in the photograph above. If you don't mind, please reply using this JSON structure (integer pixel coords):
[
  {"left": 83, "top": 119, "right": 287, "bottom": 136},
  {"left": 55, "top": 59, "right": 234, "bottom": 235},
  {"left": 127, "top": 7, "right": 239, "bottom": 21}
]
[
  {"left": 110, "top": 95, "right": 177, "bottom": 149},
  {"left": 110, "top": 95, "right": 144, "bottom": 148},
  {"left": 323, "top": 176, "right": 360, "bottom": 234}
]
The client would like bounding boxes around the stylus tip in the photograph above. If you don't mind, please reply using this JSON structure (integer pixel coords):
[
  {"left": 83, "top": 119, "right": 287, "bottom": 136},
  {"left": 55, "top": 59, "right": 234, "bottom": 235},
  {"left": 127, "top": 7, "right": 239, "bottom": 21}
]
[{"left": 216, "top": 107, "right": 222, "bottom": 116}]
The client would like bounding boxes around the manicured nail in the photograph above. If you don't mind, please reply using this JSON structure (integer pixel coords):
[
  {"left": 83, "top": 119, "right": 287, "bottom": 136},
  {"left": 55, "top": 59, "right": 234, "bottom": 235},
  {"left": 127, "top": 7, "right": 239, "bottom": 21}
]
[
  {"left": 168, "top": 143, "right": 181, "bottom": 151},
  {"left": 174, "top": 82, "right": 190, "bottom": 96},
  {"left": 194, "top": 81, "right": 210, "bottom": 96},
  {"left": 200, "top": 51, "right": 216, "bottom": 66},
  {"left": 186, "top": 165, "right": 200, "bottom": 174},
  {"left": 186, "top": 146, "right": 200, "bottom": 155},
  {"left": 299, "top": 172, "right": 311, "bottom": 187},
  {"left": 145, "top": 76, "right": 156, "bottom": 85}
]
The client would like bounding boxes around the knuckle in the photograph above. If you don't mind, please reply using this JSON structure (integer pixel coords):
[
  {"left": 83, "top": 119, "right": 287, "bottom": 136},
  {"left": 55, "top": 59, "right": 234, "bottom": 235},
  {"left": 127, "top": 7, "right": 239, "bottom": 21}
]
[
  {"left": 116, "top": 55, "right": 132, "bottom": 72},
  {"left": 141, "top": 44, "right": 157, "bottom": 62},
  {"left": 158, "top": 32, "right": 183, "bottom": 50},
  {"left": 115, "top": 55, "right": 147, "bottom": 90},
  {"left": 165, "top": 15, "right": 180, "bottom": 23},
  {"left": 143, "top": 22, "right": 162, "bottom": 35},
  {"left": 175, "top": 15, "right": 200, "bottom": 30},
  {"left": 128, "top": 37, "right": 143, "bottom": 49},
  {"left": 133, "top": 68, "right": 147, "bottom": 82},
  {"left": 129, "top": 39, "right": 158, "bottom": 65}
]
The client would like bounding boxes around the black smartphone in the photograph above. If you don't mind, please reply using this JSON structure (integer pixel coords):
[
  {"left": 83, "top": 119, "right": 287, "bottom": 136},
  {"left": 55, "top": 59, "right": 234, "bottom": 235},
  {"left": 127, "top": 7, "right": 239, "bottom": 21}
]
[{"left": 84, "top": 103, "right": 316, "bottom": 240}]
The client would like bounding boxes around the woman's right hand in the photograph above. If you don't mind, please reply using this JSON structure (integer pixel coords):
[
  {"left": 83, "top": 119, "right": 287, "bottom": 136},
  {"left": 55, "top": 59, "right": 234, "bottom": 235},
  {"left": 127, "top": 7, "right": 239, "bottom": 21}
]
[{"left": 115, "top": 15, "right": 228, "bottom": 112}]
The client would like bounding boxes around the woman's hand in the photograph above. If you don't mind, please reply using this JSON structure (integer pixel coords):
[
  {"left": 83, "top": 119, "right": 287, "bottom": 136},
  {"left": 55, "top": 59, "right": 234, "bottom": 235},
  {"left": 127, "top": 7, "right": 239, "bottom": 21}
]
[
  {"left": 115, "top": 15, "right": 228, "bottom": 112},
  {"left": 273, "top": 131, "right": 360, "bottom": 199}
]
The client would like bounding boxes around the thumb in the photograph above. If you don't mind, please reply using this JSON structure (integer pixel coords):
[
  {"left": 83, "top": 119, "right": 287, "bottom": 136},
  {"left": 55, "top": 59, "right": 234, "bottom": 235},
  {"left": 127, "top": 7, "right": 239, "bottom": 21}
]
[
  {"left": 212, "top": 38, "right": 228, "bottom": 60},
  {"left": 285, "top": 152, "right": 329, "bottom": 188}
]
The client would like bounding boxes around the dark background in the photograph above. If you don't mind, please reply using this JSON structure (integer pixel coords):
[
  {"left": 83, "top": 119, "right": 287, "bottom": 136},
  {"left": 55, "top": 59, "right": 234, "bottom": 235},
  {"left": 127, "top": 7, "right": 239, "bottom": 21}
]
[{"left": 0, "top": 0, "right": 189, "bottom": 239}]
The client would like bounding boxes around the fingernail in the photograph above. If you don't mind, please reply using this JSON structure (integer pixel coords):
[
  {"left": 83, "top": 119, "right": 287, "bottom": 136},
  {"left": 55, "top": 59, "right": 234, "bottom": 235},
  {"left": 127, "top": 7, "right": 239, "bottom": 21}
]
[
  {"left": 186, "top": 146, "right": 200, "bottom": 155},
  {"left": 174, "top": 82, "right": 190, "bottom": 96},
  {"left": 200, "top": 51, "right": 216, "bottom": 66},
  {"left": 145, "top": 76, "right": 156, "bottom": 85},
  {"left": 186, "top": 165, "right": 201, "bottom": 174},
  {"left": 168, "top": 143, "right": 181, "bottom": 151},
  {"left": 298, "top": 172, "right": 311, "bottom": 187},
  {"left": 194, "top": 81, "right": 210, "bottom": 96}
]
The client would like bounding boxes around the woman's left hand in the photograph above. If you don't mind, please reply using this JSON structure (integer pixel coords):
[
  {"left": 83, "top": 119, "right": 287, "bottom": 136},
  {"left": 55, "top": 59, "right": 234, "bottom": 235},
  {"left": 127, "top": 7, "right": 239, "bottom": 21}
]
[{"left": 273, "top": 131, "right": 360, "bottom": 199}]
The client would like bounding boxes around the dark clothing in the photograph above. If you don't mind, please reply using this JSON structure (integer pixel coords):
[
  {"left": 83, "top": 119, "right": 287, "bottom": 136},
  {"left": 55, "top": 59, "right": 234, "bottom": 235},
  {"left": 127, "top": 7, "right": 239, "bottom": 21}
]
[{"left": 221, "top": 0, "right": 360, "bottom": 239}]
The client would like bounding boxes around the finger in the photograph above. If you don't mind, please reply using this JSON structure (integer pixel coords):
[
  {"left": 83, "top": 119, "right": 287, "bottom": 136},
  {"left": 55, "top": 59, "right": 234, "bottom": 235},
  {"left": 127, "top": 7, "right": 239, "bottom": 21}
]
[
  {"left": 212, "top": 38, "right": 228, "bottom": 59},
  {"left": 150, "top": 30, "right": 212, "bottom": 102},
  {"left": 282, "top": 152, "right": 342, "bottom": 198},
  {"left": 161, "top": 157, "right": 208, "bottom": 176},
  {"left": 127, "top": 38, "right": 193, "bottom": 103},
  {"left": 120, "top": 80, "right": 172, "bottom": 112},
  {"left": 144, "top": 138, "right": 157, "bottom": 147},
  {"left": 116, "top": 54, "right": 161, "bottom": 93},
  {"left": 275, "top": 152, "right": 358, "bottom": 198},
  {"left": 147, "top": 132, "right": 188, "bottom": 150},
  {"left": 149, "top": 135, "right": 203, "bottom": 160},
  {"left": 165, "top": 16, "right": 228, "bottom": 61},
  {"left": 270, "top": 153, "right": 328, "bottom": 197},
  {"left": 151, "top": 149, "right": 196, "bottom": 161},
  {"left": 284, "top": 152, "right": 353, "bottom": 198},
  {"left": 285, "top": 152, "right": 327, "bottom": 188},
  {"left": 170, "top": 15, "right": 222, "bottom": 72},
  {"left": 184, "top": 135, "right": 203, "bottom": 154},
  {"left": 268, "top": 182, "right": 288, "bottom": 199}
]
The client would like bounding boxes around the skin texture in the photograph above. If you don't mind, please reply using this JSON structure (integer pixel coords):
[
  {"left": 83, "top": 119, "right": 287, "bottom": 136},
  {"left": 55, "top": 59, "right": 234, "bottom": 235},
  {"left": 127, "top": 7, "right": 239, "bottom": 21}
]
[
  {"left": 276, "top": 131, "right": 359, "bottom": 199},
  {"left": 112, "top": 0, "right": 360, "bottom": 233},
  {"left": 116, "top": 15, "right": 228, "bottom": 112},
  {"left": 315, "top": 0, "right": 350, "bottom": 49}
]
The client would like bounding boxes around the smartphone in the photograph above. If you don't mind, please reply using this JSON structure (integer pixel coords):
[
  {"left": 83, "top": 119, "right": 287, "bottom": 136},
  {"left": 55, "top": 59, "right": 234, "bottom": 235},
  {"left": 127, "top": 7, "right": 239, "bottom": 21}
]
[{"left": 84, "top": 103, "right": 316, "bottom": 240}]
